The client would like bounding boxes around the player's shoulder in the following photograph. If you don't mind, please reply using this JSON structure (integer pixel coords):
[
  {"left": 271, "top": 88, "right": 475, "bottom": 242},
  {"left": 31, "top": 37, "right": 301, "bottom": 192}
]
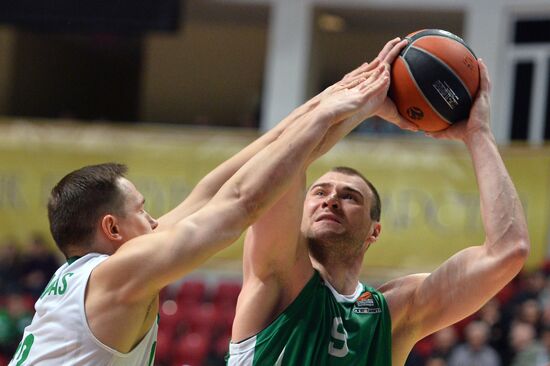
[{"left": 377, "top": 273, "right": 430, "bottom": 313}]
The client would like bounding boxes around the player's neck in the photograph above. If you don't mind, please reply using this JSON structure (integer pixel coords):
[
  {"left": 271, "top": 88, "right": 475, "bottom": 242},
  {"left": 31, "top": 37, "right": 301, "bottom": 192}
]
[
  {"left": 311, "top": 255, "right": 363, "bottom": 295},
  {"left": 65, "top": 238, "right": 117, "bottom": 259},
  {"left": 64, "top": 246, "right": 96, "bottom": 259},
  {"left": 308, "top": 236, "right": 368, "bottom": 294}
]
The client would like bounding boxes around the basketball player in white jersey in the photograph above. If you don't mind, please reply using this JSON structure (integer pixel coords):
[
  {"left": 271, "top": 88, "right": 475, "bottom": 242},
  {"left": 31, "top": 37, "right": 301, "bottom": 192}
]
[{"left": 9, "top": 38, "right": 415, "bottom": 365}]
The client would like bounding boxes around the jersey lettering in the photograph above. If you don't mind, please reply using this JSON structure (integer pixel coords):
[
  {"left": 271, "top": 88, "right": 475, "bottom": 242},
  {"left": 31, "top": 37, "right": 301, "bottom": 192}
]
[
  {"left": 328, "top": 317, "right": 349, "bottom": 358},
  {"left": 58, "top": 272, "right": 74, "bottom": 294},
  {"left": 40, "top": 272, "right": 74, "bottom": 299},
  {"left": 11, "top": 333, "right": 34, "bottom": 366}
]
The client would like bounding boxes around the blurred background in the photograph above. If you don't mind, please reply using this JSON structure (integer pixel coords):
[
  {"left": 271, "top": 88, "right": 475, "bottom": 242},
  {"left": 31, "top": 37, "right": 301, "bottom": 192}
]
[{"left": 0, "top": 0, "right": 549, "bottom": 365}]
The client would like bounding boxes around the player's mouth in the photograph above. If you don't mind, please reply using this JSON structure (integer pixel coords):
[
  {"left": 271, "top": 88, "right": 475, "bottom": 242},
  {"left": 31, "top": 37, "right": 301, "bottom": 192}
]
[{"left": 315, "top": 214, "right": 341, "bottom": 223}]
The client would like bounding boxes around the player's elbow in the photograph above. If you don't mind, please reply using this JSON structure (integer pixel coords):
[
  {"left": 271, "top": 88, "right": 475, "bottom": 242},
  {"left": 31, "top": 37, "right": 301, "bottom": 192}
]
[
  {"left": 500, "top": 237, "right": 530, "bottom": 272},
  {"left": 488, "top": 220, "right": 530, "bottom": 269},
  {"left": 511, "top": 237, "right": 530, "bottom": 263},
  {"left": 508, "top": 225, "right": 530, "bottom": 261}
]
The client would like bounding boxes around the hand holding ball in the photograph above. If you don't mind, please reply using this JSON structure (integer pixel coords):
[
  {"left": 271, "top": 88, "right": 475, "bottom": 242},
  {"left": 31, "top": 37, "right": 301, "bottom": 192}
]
[{"left": 389, "top": 29, "right": 480, "bottom": 132}]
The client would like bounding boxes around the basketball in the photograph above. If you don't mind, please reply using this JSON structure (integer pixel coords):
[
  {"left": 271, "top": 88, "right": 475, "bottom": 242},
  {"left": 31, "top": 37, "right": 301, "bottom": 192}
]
[{"left": 389, "top": 29, "right": 480, "bottom": 132}]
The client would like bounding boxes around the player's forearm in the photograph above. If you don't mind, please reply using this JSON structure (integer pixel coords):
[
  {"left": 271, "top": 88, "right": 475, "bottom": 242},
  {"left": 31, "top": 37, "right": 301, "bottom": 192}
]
[
  {"left": 186, "top": 122, "right": 286, "bottom": 200},
  {"left": 156, "top": 101, "right": 319, "bottom": 229},
  {"left": 214, "top": 110, "right": 333, "bottom": 226},
  {"left": 148, "top": 114, "right": 330, "bottom": 289},
  {"left": 465, "top": 130, "right": 529, "bottom": 256}
]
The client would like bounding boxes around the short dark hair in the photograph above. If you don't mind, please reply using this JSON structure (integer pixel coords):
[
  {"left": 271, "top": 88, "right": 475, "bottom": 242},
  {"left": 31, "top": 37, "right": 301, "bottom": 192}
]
[
  {"left": 47, "top": 163, "right": 128, "bottom": 256},
  {"left": 329, "top": 166, "right": 381, "bottom": 221}
]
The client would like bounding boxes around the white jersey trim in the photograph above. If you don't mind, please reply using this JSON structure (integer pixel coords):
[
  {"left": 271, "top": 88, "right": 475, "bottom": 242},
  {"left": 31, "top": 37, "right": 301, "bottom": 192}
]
[
  {"left": 228, "top": 335, "right": 257, "bottom": 366},
  {"left": 321, "top": 274, "right": 363, "bottom": 303}
]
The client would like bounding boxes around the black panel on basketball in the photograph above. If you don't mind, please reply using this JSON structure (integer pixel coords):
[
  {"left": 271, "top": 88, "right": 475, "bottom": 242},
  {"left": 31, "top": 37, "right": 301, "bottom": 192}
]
[
  {"left": 403, "top": 46, "right": 472, "bottom": 124},
  {"left": 390, "top": 28, "right": 480, "bottom": 131},
  {"left": 406, "top": 29, "right": 477, "bottom": 57}
]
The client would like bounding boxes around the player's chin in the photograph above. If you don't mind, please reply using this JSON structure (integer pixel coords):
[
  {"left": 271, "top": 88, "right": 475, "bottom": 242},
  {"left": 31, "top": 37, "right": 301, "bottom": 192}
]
[
  {"left": 311, "top": 226, "right": 347, "bottom": 241},
  {"left": 313, "top": 220, "right": 344, "bottom": 232}
]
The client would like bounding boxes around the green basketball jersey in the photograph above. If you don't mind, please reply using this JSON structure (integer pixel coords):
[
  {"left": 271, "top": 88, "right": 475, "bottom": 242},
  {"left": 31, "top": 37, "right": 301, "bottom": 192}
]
[{"left": 227, "top": 271, "right": 391, "bottom": 365}]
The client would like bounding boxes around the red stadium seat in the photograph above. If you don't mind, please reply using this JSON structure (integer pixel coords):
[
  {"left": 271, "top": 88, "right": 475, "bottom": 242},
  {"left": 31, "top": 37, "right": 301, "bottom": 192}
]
[
  {"left": 214, "top": 332, "right": 232, "bottom": 361},
  {"left": 212, "top": 281, "right": 241, "bottom": 307},
  {"left": 183, "top": 302, "right": 221, "bottom": 337},
  {"left": 171, "top": 332, "right": 210, "bottom": 366},
  {"left": 159, "top": 301, "right": 184, "bottom": 339},
  {"left": 216, "top": 302, "right": 236, "bottom": 334},
  {"left": 155, "top": 329, "right": 173, "bottom": 364},
  {"left": 176, "top": 280, "right": 206, "bottom": 306}
]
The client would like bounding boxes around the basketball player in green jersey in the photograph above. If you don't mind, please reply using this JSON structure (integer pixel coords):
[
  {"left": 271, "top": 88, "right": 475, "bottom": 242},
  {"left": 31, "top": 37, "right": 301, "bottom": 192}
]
[
  {"left": 227, "top": 47, "right": 530, "bottom": 364},
  {"left": 10, "top": 41, "right": 412, "bottom": 365}
]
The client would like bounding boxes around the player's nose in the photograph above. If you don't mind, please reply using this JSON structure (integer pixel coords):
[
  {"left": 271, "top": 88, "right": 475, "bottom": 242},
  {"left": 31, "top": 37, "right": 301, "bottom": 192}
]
[{"left": 322, "top": 193, "right": 339, "bottom": 209}]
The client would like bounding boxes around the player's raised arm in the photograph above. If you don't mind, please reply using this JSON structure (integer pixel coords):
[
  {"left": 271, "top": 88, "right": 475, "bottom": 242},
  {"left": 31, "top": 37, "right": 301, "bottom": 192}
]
[
  {"left": 154, "top": 102, "right": 309, "bottom": 231},
  {"left": 91, "top": 61, "right": 391, "bottom": 305},
  {"left": 232, "top": 38, "right": 412, "bottom": 341},
  {"left": 154, "top": 52, "right": 381, "bottom": 231},
  {"left": 381, "top": 60, "right": 530, "bottom": 359},
  {"left": 309, "top": 38, "right": 417, "bottom": 162},
  {"left": 156, "top": 38, "right": 418, "bottom": 232}
]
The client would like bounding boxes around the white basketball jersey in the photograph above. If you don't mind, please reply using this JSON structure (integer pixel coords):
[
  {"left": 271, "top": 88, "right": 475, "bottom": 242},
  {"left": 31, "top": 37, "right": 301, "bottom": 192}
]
[{"left": 9, "top": 253, "right": 158, "bottom": 366}]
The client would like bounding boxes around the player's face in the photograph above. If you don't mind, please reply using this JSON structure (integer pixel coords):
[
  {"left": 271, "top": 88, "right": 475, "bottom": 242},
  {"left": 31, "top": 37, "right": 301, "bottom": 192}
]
[
  {"left": 115, "top": 178, "right": 158, "bottom": 242},
  {"left": 302, "top": 172, "right": 374, "bottom": 245}
]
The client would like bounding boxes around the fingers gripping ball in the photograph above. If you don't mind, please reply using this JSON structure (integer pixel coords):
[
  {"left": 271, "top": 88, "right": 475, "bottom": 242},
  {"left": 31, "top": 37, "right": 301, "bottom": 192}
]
[{"left": 389, "top": 29, "right": 480, "bottom": 132}]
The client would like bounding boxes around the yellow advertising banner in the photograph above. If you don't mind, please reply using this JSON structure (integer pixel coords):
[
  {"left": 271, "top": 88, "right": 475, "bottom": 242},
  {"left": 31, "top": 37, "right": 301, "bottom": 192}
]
[{"left": 0, "top": 120, "right": 548, "bottom": 278}]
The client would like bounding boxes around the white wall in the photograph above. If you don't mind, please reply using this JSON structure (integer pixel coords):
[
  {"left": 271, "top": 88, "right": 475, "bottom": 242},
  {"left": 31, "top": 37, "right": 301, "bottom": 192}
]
[{"left": 226, "top": 0, "right": 550, "bottom": 144}]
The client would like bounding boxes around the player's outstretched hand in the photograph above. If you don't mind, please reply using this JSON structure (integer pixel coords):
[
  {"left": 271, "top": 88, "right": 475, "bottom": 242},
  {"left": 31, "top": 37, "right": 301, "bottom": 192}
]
[
  {"left": 288, "top": 42, "right": 398, "bottom": 124},
  {"left": 315, "top": 38, "right": 403, "bottom": 107},
  {"left": 426, "top": 59, "right": 492, "bottom": 141},
  {"left": 310, "top": 37, "right": 417, "bottom": 131},
  {"left": 316, "top": 62, "right": 390, "bottom": 126}
]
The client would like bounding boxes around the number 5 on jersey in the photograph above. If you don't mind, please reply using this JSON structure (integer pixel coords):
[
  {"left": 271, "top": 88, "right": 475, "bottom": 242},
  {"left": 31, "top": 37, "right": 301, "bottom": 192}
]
[{"left": 328, "top": 317, "right": 349, "bottom": 358}]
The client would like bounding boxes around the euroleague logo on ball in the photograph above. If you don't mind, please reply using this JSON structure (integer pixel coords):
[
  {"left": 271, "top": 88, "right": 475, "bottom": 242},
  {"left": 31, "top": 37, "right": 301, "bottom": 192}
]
[
  {"left": 406, "top": 106, "right": 424, "bottom": 120},
  {"left": 463, "top": 56, "right": 476, "bottom": 71}
]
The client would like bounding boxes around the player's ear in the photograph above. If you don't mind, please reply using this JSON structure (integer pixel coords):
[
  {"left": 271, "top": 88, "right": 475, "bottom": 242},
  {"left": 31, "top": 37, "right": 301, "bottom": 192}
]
[
  {"left": 367, "top": 222, "right": 381, "bottom": 245},
  {"left": 101, "top": 214, "right": 122, "bottom": 241}
]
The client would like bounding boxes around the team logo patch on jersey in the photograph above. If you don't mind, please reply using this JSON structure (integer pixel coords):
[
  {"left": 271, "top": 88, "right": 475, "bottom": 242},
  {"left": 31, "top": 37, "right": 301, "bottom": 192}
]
[{"left": 353, "top": 292, "right": 381, "bottom": 314}]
